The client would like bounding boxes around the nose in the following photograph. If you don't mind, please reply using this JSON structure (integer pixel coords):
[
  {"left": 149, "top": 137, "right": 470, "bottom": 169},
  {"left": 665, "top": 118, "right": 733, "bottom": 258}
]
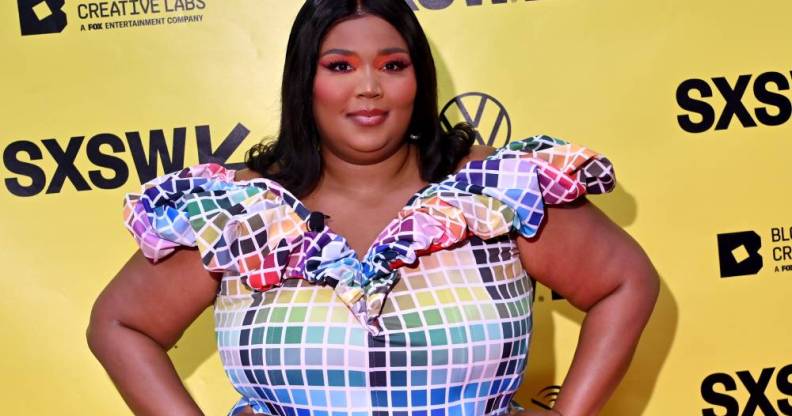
[{"left": 357, "top": 66, "right": 382, "bottom": 99}]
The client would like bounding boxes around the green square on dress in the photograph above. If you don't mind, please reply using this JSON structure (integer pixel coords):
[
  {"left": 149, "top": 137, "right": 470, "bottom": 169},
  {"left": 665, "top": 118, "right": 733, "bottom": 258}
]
[
  {"left": 284, "top": 327, "right": 303, "bottom": 344},
  {"left": 402, "top": 312, "right": 422, "bottom": 329},
  {"left": 270, "top": 307, "right": 287, "bottom": 323},
  {"left": 382, "top": 316, "right": 402, "bottom": 330},
  {"left": 428, "top": 328, "right": 448, "bottom": 346},
  {"left": 449, "top": 326, "right": 467, "bottom": 344},
  {"left": 201, "top": 198, "right": 217, "bottom": 212},
  {"left": 288, "top": 307, "right": 308, "bottom": 323},
  {"left": 265, "top": 327, "right": 283, "bottom": 344},
  {"left": 423, "top": 310, "right": 442, "bottom": 326},
  {"left": 409, "top": 331, "right": 427, "bottom": 347},
  {"left": 443, "top": 307, "right": 463, "bottom": 324}
]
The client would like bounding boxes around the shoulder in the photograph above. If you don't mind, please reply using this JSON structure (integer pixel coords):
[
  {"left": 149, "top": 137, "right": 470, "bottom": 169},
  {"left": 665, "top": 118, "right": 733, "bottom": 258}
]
[
  {"left": 454, "top": 144, "right": 497, "bottom": 172},
  {"left": 234, "top": 168, "right": 264, "bottom": 182}
]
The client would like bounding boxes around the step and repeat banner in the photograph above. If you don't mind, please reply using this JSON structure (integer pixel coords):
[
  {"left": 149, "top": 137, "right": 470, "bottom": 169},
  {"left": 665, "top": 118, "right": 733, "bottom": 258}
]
[{"left": 2, "top": 0, "right": 790, "bottom": 414}]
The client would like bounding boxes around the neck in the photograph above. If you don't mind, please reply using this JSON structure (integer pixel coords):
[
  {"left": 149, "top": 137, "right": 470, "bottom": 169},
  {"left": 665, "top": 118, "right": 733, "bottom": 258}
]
[{"left": 317, "top": 143, "right": 421, "bottom": 199}]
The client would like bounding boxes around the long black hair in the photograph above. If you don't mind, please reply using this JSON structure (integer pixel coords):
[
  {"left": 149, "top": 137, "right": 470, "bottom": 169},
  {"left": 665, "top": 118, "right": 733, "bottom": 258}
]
[{"left": 245, "top": 0, "right": 475, "bottom": 198}]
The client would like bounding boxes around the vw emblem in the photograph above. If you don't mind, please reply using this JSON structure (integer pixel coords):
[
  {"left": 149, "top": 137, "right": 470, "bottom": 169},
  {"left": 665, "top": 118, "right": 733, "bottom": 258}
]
[{"left": 440, "top": 92, "right": 511, "bottom": 147}]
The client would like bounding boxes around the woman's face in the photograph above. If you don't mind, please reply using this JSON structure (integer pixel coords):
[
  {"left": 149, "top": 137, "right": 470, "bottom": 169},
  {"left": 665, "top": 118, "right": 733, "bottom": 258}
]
[{"left": 313, "top": 15, "right": 417, "bottom": 164}]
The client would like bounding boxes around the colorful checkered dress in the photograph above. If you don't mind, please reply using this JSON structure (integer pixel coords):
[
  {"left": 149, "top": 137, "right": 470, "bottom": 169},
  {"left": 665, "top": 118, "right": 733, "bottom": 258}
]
[{"left": 123, "top": 135, "right": 615, "bottom": 416}]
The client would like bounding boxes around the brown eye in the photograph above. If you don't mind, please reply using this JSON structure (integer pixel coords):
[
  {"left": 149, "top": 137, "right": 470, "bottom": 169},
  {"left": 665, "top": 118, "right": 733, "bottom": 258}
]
[
  {"left": 326, "top": 61, "right": 354, "bottom": 72},
  {"left": 384, "top": 60, "right": 410, "bottom": 72}
]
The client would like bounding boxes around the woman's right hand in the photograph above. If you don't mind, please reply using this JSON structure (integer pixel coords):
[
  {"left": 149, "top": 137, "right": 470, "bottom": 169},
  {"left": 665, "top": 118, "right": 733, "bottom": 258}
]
[{"left": 87, "top": 248, "right": 220, "bottom": 415}]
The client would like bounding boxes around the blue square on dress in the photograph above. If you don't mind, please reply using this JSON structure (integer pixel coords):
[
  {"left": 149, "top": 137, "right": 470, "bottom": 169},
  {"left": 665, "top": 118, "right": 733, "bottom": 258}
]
[
  {"left": 327, "top": 370, "right": 345, "bottom": 386},
  {"left": 371, "top": 390, "right": 389, "bottom": 407},
  {"left": 411, "top": 390, "right": 427, "bottom": 406},
  {"left": 313, "top": 411, "right": 328, "bottom": 416},
  {"left": 411, "top": 370, "right": 427, "bottom": 386},
  {"left": 430, "top": 388, "right": 445, "bottom": 405},
  {"left": 330, "top": 391, "right": 346, "bottom": 407},
  {"left": 283, "top": 407, "right": 297, "bottom": 416},
  {"left": 306, "top": 370, "right": 324, "bottom": 386},
  {"left": 489, "top": 380, "right": 501, "bottom": 394},
  {"left": 464, "top": 383, "right": 478, "bottom": 399},
  {"left": 448, "top": 385, "right": 462, "bottom": 402},
  {"left": 348, "top": 371, "right": 366, "bottom": 387},
  {"left": 275, "top": 389, "right": 291, "bottom": 403},
  {"left": 305, "top": 326, "right": 325, "bottom": 343},
  {"left": 284, "top": 348, "right": 301, "bottom": 365},
  {"left": 431, "top": 369, "right": 447, "bottom": 385},
  {"left": 297, "top": 409, "right": 311, "bottom": 416},
  {"left": 305, "top": 348, "right": 323, "bottom": 365},
  {"left": 266, "top": 349, "right": 281, "bottom": 365},
  {"left": 327, "top": 327, "right": 346, "bottom": 344},
  {"left": 391, "top": 371, "right": 407, "bottom": 387},
  {"left": 310, "top": 390, "right": 327, "bottom": 407},
  {"left": 391, "top": 390, "right": 408, "bottom": 407},
  {"left": 254, "top": 370, "right": 268, "bottom": 385},
  {"left": 464, "top": 402, "right": 476, "bottom": 415},
  {"left": 251, "top": 348, "right": 263, "bottom": 366},
  {"left": 469, "top": 325, "right": 485, "bottom": 342},
  {"left": 478, "top": 381, "right": 491, "bottom": 396},
  {"left": 292, "top": 389, "right": 308, "bottom": 405},
  {"left": 431, "top": 408, "right": 445, "bottom": 416},
  {"left": 286, "top": 370, "right": 304, "bottom": 385},
  {"left": 413, "top": 412, "right": 427, "bottom": 416},
  {"left": 451, "top": 368, "right": 467, "bottom": 384},
  {"left": 268, "top": 370, "right": 285, "bottom": 386}
]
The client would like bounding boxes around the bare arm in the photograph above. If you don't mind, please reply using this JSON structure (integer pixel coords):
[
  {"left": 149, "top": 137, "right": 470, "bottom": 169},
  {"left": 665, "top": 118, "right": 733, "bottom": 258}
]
[
  {"left": 86, "top": 247, "right": 220, "bottom": 415},
  {"left": 517, "top": 199, "right": 660, "bottom": 416}
]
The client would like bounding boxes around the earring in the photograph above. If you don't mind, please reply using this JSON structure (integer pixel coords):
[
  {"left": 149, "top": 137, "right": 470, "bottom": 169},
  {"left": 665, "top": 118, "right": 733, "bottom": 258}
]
[{"left": 409, "top": 133, "right": 420, "bottom": 141}]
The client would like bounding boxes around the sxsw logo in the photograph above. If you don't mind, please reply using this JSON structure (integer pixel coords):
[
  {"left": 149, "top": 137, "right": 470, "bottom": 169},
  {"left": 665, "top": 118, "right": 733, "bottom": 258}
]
[
  {"left": 18, "top": 0, "right": 67, "bottom": 35},
  {"left": 717, "top": 231, "right": 763, "bottom": 278},
  {"left": 701, "top": 364, "right": 792, "bottom": 416}
]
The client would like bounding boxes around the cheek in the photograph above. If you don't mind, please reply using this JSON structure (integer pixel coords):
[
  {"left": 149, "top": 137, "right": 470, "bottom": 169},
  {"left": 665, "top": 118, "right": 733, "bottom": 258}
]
[
  {"left": 388, "top": 73, "right": 417, "bottom": 109},
  {"left": 313, "top": 73, "right": 350, "bottom": 115}
]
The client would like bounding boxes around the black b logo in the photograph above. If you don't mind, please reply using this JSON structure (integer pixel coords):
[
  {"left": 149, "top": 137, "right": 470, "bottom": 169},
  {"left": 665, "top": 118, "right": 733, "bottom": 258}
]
[
  {"left": 717, "top": 231, "right": 763, "bottom": 278},
  {"left": 18, "top": 0, "right": 67, "bottom": 36}
]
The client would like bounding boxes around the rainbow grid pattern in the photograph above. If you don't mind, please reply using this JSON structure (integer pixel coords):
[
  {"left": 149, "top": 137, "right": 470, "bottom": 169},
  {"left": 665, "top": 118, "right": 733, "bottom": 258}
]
[{"left": 123, "top": 135, "right": 615, "bottom": 415}]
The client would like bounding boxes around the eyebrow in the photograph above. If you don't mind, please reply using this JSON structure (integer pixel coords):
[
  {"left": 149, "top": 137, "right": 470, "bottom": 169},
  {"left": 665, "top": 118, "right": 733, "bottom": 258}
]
[{"left": 319, "top": 47, "right": 409, "bottom": 57}]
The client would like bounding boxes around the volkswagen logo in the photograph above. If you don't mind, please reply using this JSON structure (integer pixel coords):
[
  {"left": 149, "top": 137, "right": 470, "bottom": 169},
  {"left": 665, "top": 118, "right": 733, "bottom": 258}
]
[{"left": 440, "top": 92, "right": 511, "bottom": 147}]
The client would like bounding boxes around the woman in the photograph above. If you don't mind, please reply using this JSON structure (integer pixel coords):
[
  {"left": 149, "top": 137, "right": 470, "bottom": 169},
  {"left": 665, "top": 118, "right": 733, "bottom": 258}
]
[{"left": 88, "top": 1, "right": 659, "bottom": 415}]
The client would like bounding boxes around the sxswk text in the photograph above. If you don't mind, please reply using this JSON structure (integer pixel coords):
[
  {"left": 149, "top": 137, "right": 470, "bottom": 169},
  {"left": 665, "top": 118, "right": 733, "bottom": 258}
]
[
  {"left": 677, "top": 70, "right": 792, "bottom": 133},
  {"left": 701, "top": 364, "right": 792, "bottom": 416},
  {"left": 3, "top": 123, "right": 249, "bottom": 197}
]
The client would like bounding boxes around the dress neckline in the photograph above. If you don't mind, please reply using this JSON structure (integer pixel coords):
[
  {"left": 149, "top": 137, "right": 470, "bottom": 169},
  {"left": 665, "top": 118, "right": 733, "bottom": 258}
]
[{"left": 233, "top": 170, "right": 436, "bottom": 262}]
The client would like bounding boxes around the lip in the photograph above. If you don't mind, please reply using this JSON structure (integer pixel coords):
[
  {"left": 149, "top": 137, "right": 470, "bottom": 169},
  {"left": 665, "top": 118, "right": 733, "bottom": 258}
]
[{"left": 347, "top": 109, "right": 388, "bottom": 127}]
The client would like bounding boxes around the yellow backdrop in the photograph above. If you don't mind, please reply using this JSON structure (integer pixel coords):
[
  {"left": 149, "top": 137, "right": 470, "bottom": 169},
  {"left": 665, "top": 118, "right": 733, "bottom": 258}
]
[{"left": 2, "top": 0, "right": 790, "bottom": 414}]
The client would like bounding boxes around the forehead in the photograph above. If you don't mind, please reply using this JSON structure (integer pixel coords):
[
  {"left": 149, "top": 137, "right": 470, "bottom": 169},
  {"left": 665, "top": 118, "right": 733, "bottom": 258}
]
[{"left": 319, "top": 15, "right": 408, "bottom": 52}]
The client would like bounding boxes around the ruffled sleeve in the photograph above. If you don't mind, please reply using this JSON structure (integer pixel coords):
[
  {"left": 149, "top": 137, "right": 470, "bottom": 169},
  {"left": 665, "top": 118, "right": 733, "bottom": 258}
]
[
  {"left": 122, "top": 164, "right": 311, "bottom": 278},
  {"left": 429, "top": 133, "right": 615, "bottom": 238}
]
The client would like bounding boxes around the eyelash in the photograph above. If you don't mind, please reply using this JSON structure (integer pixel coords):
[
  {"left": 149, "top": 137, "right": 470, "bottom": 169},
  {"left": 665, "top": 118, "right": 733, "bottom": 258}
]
[{"left": 323, "top": 60, "right": 411, "bottom": 73}]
